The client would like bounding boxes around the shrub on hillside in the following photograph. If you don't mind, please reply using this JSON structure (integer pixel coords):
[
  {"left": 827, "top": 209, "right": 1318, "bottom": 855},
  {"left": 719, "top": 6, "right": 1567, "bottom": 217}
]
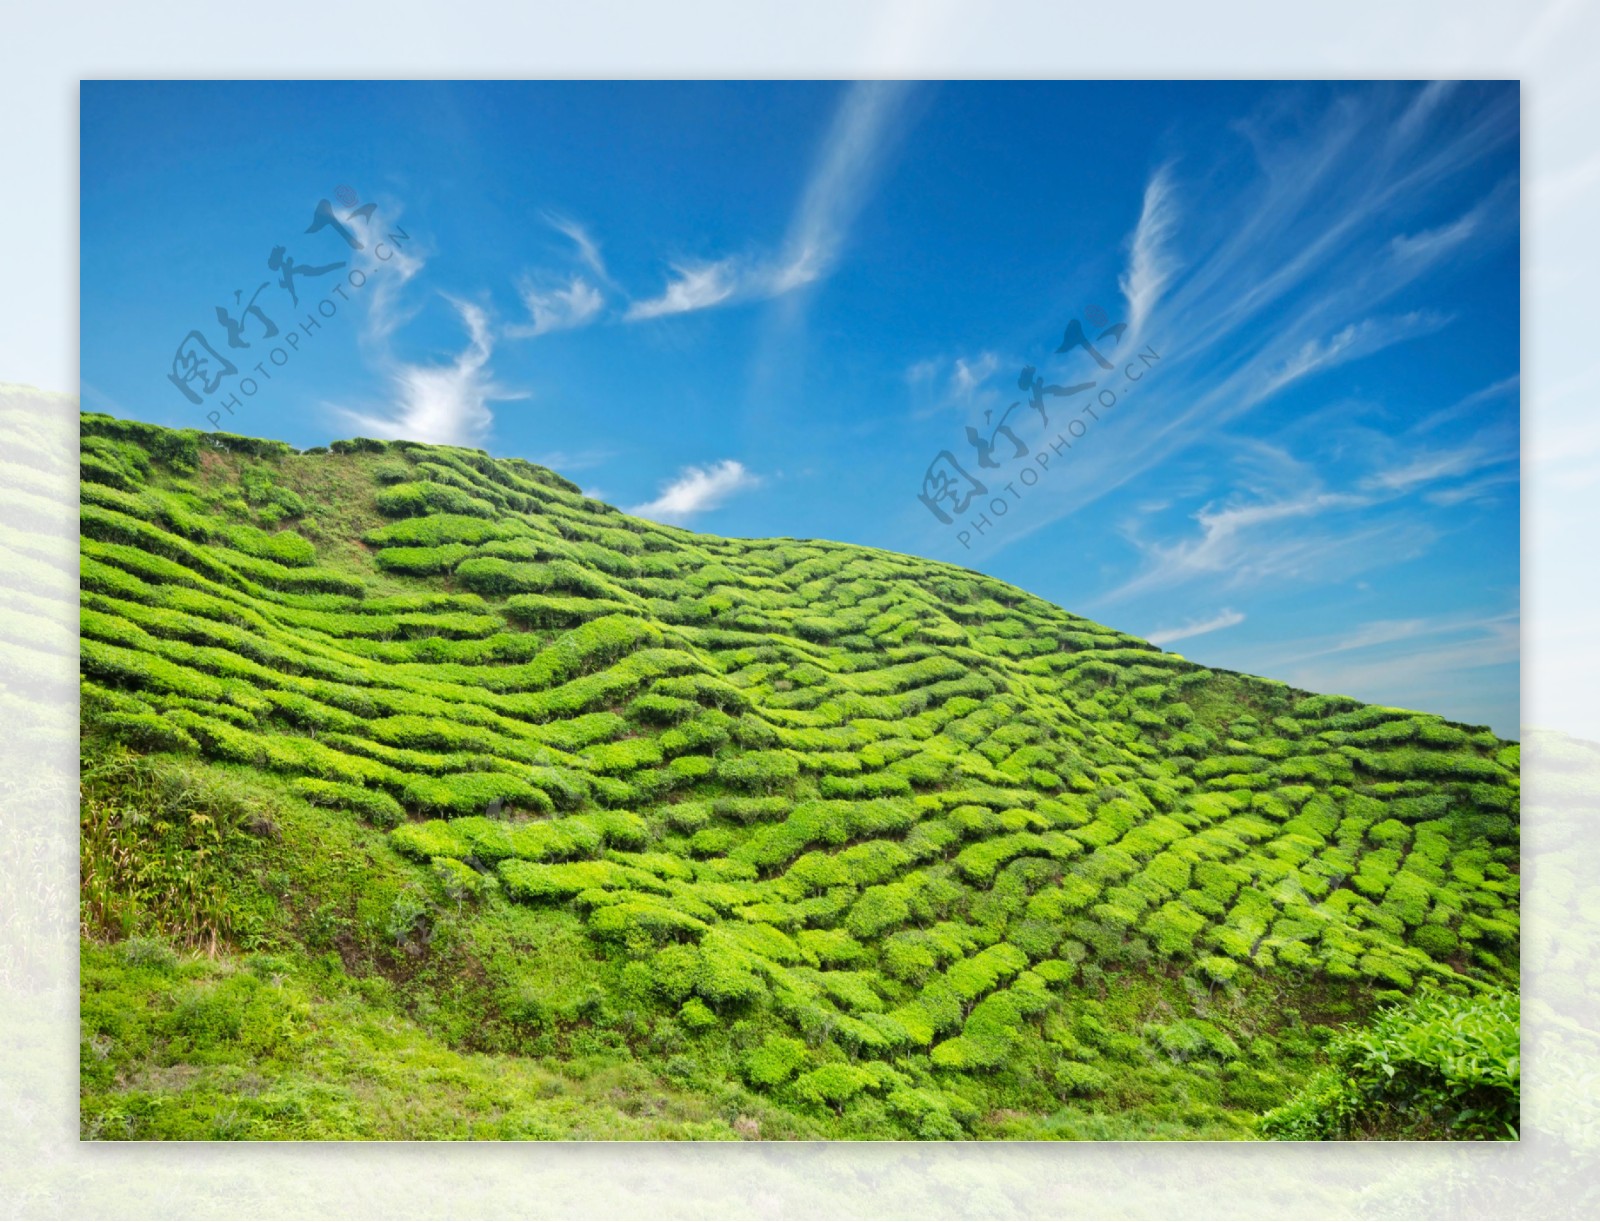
[
  {"left": 716, "top": 751, "right": 800, "bottom": 793},
  {"left": 375, "top": 544, "right": 473, "bottom": 575},
  {"left": 505, "top": 593, "right": 638, "bottom": 628},
  {"left": 458, "top": 556, "right": 618, "bottom": 600},
  {"left": 743, "top": 1035, "right": 810, "bottom": 1088},
  {"left": 819, "top": 771, "right": 912, "bottom": 800},
  {"left": 89, "top": 711, "right": 199, "bottom": 754},
  {"left": 291, "top": 777, "right": 405, "bottom": 828},
  {"left": 399, "top": 773, "right": 553, "bottom": 817},
  {"left": 1260, "top": 987, "right": 1519, "bottom": 1140},
  {"left": 791, "top": 1063, "right": 880, "bottom": 1111},
  {"left": 219, "top": 524, "right": 316, "bottom": 567},
  {"left": 375, "top": 481, "right": 496, "bottom": 519}
]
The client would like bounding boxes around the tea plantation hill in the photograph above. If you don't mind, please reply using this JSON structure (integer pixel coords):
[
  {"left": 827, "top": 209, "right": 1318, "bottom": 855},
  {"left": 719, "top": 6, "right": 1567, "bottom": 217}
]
[{"left": 77, "top": 412, "right": 1521, "bottom": 1140}]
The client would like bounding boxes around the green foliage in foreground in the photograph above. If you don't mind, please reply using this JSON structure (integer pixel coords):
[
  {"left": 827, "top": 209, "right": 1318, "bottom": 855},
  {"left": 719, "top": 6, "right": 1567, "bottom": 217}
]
[
  {"left": 80, "top": 939, "right": 749, "bottom": 1140},
  {"left": 74, "top": 413, "right": 1521, "bottom": 1140},
  {"left": 1260, "top": 986, "right": 1519, "bottom": 1139}
]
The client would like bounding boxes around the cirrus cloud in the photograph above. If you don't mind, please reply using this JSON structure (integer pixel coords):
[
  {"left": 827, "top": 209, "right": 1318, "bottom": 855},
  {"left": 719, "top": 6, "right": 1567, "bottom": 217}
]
[
  {"left": 505, "top": 273, "right": 604, "bottom": 338},
  {"left": 1145, "top": 608, "right": 1246, "bottom": 647},
  {"left": 624, "top": 261, "right": 739, "bottom": 322}
]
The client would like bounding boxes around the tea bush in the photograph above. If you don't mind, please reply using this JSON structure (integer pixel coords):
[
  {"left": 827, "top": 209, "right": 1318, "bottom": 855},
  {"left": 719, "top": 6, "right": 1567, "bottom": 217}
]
[
  {"left": 743, "top": 1035, "right": 810, "bottom": 1087},
  {"left": 290, "top": 778, "right": 405, "bottom": 828},
  {"left": 376, "top": 481, "right": 497, "bottom": 519},
  {"left": 1260, "top": 987, "right": 1519, "bottom": 1139},
  {"left": 400, "top": 773, "right": 554, "bottom": 817},
  {"left": 717, "top": 751, "right": 801, "bottom": 793},
  {"left": 75, "top": 415, "right": 1522, "bottom": 1142}
]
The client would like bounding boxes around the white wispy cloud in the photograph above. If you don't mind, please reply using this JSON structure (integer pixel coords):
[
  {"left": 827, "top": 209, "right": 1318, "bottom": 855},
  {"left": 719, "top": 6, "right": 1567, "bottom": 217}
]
[
  {"left": 1090, "top": 393, "right": 1515, "bottom": 612},
  {"left": 1415, "top": 373, "right": 1520, "bottom": 433},
  {"left": 1424, "top": 470, "right": 1519, "bottom": 507},
  {"left": 338, "top": 296, "right": 522, "bottom": 447},
  {"left": 627, "top": 81, "right": 910, "bottom": 324},
  {"left": 356, "top": 203, "right": 427, "bottom": 345},
  {"left": 950, "top": 353, "right": 998, "bottom": 398},
  {"left": 1263, "top": 610, "right": 1519, "bottom": 727},
  {"left": 1104, "top": 488, "right": 1369, "bottom": 603},
  {"left": 1248, "top": 311, "right": 1451, "bottom": 408},
  {"left": 334, "top": 211, "right": 522, "bottom": 447},
  {"left": 501, "top": 213, "right": 615, "bottom": 338},
  {"left": 1146, "top": 608, "right": 1245, "bottom": 647},
  {"left": 772, "top": 80, "right": 910, "bottom": 293},
  {"left": 625, "top": 261, "right": 739, "bottom": 321},
  {"left": 543, "top": 212, "right": 610, "bottom": 282},
  {"left": 505, "top": 273, "right": 604, "bottom": 337},
  {"left": 1361, "top": 446, "right": 1495, "bottom": 493},
  {"left": 946, "top": 85, "right": 1517, "bottom": 571},
  {"left": 1120, "top": 163, "right": 1179, "bottom": 340},
  {"left": 1322, "top": 617, "right": 1437, "bottom": 655},
  {"left": 1098, "top": 423, "right": 1516, "bottom": 608},
  {"left": 1392, "top": 80, "right": 1457, "bottom": 145},
  {"left": 628, "top": 459, "right": 759, "bottom": 523},
  {"left": 905, "top": 351, "right": 1008, "bottom": 420},
  {"left": 1388, "top": 207, "right": 1482, "bottom": 264}
]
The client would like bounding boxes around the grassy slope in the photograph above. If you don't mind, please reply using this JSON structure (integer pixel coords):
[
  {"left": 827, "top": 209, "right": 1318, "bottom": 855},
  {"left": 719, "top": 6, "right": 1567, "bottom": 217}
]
[{"left": 76, "top": 414, "right": 1521, "bottom": 1140}]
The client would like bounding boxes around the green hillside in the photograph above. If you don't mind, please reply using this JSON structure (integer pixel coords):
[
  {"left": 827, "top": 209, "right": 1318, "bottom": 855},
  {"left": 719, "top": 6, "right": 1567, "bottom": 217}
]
[{"left": 77, "top": 413, "right": 1521, "bottom": 1140}]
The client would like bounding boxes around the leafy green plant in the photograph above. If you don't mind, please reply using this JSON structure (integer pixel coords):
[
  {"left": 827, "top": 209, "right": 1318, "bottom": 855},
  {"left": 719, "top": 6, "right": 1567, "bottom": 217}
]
[{"left": 1260, "top": 987, "right": 1519, "bottom": 1139}]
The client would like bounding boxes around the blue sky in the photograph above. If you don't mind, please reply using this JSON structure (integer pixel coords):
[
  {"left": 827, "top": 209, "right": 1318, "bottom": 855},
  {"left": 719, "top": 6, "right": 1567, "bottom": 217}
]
[{"left": 81, "top": 80, "right": 1520, "bottom": 736}]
